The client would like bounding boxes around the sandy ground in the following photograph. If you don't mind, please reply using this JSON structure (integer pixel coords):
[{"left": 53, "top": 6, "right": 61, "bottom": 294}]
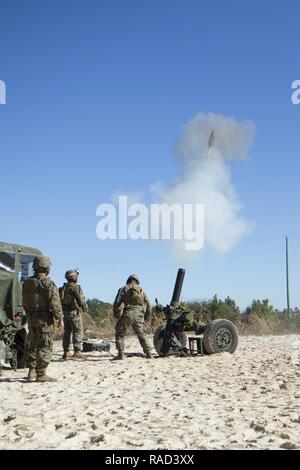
[{"left": 0, "top": 334, "right": 300, "bottom": 450}]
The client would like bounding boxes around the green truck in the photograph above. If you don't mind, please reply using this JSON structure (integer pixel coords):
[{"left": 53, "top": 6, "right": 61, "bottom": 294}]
[{"left": 0, "top": 241, "right": 42, "bottom": 371}]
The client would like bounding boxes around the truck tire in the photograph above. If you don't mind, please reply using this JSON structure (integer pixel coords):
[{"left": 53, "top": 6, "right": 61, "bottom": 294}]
[
  {"left": 203, "top": 319, "right": 238, "bottom": 354},
  {"left": 153, "top": 324, "right": 187, "bottom": 355}
]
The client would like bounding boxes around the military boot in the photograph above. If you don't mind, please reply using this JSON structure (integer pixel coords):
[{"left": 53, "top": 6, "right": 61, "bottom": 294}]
[
  {"left": 144, "top": 350, "right": 152, "bottom": 359},
  {"left": 111, "top": 351, "right": 124, "bottom": 361},
  {"left": 73, "top": 351, "right": 86, "bottom": 360},
  {"left": 62, "top": 351, "right": 73, "bottom": 360},
  {"left": 27, "top": 369, "right": 37, "bottom": 382},
  {"left": 36, "top": 374, "right": 57, "bottom": 383}
]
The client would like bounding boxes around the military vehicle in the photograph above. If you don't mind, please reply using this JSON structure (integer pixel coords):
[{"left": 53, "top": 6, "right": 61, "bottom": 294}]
[
  {"left": 0, "top": 241, "right": 42, "bottom": 371},
  {"left": 153, "top": 268, "right": 239, "bottom": 356}
]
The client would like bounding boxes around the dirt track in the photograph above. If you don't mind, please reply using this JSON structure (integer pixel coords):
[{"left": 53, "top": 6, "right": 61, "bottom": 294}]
[{"left": 1, "top": 334, "right": 300, "bottom": 450}]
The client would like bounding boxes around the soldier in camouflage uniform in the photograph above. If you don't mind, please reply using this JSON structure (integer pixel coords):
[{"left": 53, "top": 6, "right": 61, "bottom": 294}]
[
  {"left": 22, "top": 256, "right": 64, "bottom": 382},
  {"left": 113, "top": 274, "right": 152, "bottom": 360},
  {"left": 59, "top": 269, "right": 85, "bottom": 360}
]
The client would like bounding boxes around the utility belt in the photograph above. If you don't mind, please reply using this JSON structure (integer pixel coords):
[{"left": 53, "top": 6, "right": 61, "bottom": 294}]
[
  {"left": 124, "top": 304, "right": 144, "bottom": 311},
  {"left": 27, "top": 310, "right": 53, "bottom": 325},
  {"left": 63, "top": 309, "right": 81, "bottom": 316},
  {"left": 28, "top": 309, "right": 50, "bottom": 314}
]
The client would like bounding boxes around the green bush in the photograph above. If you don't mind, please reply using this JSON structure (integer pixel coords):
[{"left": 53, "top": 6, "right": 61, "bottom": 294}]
[
  {"left": 86, "top": 298, "right": 115, "bottom": 332},
  {"left": 186, "top": 295, "right": 240, "bottom": 323},
  {"left": 83, "top": 296, "right": 300, "bottom": 337}
]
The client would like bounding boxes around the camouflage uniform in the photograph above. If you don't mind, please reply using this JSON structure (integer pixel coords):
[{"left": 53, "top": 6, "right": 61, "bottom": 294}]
[
  {"left": 59, "top": 270, "right": 85, "bottom": 355},
  {"left": 113, "top": 274, "right": 152, "bottom": 358},
  {"left": 22, "top": 257, "right": 63, "bottom": 380}
]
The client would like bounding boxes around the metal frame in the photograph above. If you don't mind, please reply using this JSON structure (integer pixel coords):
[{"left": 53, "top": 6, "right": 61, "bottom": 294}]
[{"left": 188, "top": 336, "right": 204, "bottom": 356}]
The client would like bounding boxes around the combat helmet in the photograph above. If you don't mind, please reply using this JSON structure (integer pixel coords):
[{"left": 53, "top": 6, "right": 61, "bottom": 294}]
[
  {"left": 126, "top": 273, "right": 140, "bottom": 285},
  {"left": 65, "top": 269, "right": 79, "bottom": 282},
  {"left": 33, "top": 256, "right": 52, "bottom": 272}
]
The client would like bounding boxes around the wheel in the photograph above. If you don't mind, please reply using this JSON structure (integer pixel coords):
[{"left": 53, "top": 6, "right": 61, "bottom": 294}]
[
  {"left": 203, "top": 319, "right": 238, "bottom": 354},
  {"left": 153, "top": 324, "right": 187, "bottom": 355}
]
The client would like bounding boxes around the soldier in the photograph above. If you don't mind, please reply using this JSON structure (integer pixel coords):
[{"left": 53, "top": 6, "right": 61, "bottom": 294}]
[
  {"left": 59, "top": 269, "right": 85, "bottom": 360},
  {"left": 22, "top": 256, "right": 64, "bottom": 382},
  {"left": 113, "top": 274, "right": 152, "bottom": 360}
]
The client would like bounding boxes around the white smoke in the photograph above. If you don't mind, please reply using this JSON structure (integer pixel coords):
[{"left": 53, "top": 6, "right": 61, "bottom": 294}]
[
  {"left": 153, "top": 112, "right": 255, "bottom": 257},
  {"left": 176, "top": 112, "right": 254, "bottom": 162}
]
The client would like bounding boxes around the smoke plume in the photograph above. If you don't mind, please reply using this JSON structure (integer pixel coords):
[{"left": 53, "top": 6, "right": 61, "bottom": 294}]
[{"left": 153, "top": 112, "right": 255, "bottom": 258}]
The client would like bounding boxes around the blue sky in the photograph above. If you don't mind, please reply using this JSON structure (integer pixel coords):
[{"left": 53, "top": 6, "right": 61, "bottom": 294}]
[{"left": 0, "top": 0, "right": 299, "bottom": 309}]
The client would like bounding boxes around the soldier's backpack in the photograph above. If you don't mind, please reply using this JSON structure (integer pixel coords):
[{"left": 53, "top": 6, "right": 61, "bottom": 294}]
[
  {"left": 59, "top": 284, "right": 78, "bottom": 310},
  {"left": 123, "top": 284, "right": 144, "bottom": 307},
  {"left": 22, "top": 277, "right": 51, "bottom": 311}
]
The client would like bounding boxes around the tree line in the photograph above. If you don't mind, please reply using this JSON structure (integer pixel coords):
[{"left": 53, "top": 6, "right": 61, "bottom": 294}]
[{"left": 86, "top": 296, "right": 300, "bottom": 335}]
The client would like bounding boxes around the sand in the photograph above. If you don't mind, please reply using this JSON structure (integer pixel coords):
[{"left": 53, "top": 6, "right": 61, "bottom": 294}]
[{"left": 0, "top": 334, "right": 300, "bottom": 450}]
